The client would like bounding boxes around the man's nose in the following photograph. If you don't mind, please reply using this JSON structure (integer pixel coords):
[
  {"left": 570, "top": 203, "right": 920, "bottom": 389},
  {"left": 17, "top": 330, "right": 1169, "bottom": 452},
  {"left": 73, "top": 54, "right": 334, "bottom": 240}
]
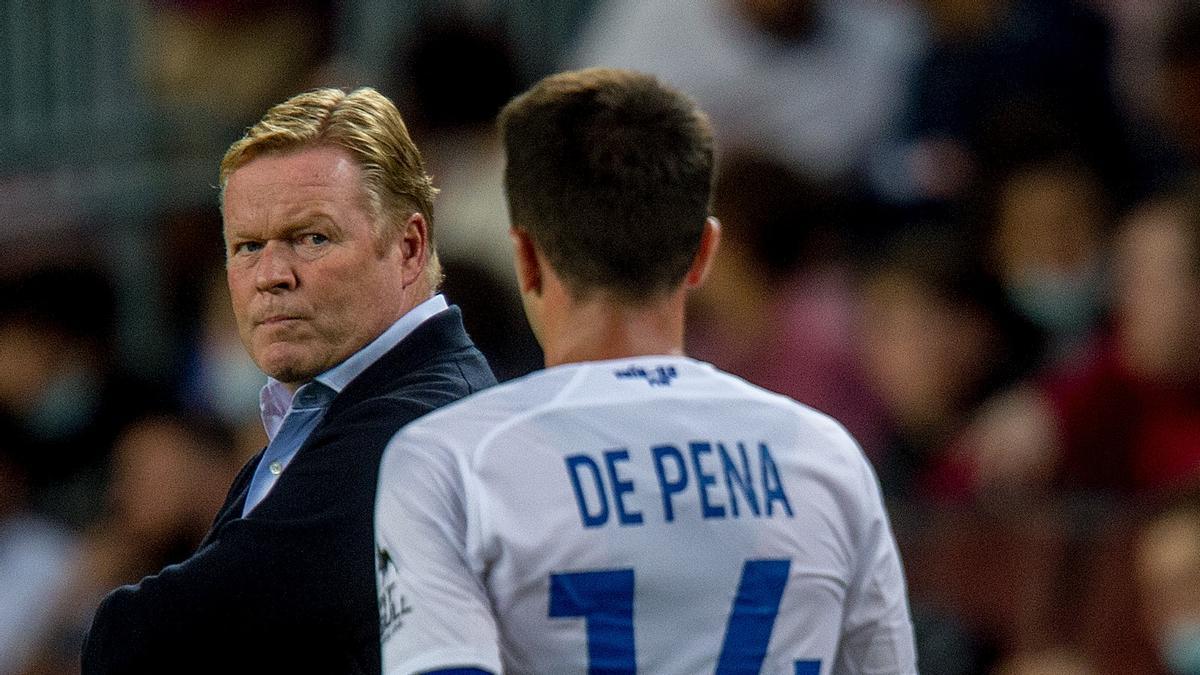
[{"left": 255, "top": 241, "right": 298, "bottom": 293}]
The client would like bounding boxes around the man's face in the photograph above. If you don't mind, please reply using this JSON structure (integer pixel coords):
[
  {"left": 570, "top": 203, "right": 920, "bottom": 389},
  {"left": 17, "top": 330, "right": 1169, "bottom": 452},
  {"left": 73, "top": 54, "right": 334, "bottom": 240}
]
[{"left": 223, "top": 145, "right": 408, "bottom": 388}]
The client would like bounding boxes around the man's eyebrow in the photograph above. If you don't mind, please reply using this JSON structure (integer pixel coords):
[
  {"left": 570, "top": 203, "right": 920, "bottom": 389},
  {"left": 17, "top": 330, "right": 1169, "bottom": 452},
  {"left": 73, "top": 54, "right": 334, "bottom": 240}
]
[
  {"left": 282, "top": 214, "right": 341, "bottom": 235},
  {"left": 224, "top": 213, "right": 344, "bottom": 240}
]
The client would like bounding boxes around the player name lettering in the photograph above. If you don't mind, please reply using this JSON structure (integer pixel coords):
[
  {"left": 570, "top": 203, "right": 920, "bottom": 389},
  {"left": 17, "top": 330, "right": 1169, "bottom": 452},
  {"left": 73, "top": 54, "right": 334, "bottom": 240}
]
[{"left": 564, "top": 441, "right": 793, "bottom": 528}]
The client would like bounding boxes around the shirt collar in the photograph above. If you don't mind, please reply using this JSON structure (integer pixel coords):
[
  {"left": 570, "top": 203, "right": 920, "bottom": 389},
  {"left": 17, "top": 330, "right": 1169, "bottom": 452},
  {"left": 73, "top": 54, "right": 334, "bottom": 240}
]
[{"left": 258, "top": 294, "right": 450, "bottom": 440}]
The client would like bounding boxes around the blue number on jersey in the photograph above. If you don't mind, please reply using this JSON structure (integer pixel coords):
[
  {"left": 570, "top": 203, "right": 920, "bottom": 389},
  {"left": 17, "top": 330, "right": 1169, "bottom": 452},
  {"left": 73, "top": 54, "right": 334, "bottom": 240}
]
[
  {"left": 715, "top": 560, "right": 789, "bottom": 673},
  {"left": 549, "top": 569, "right": 636, "bottom": 674},
  {"left": 548, "top": 559, "right": 822, "bottom": 674}
]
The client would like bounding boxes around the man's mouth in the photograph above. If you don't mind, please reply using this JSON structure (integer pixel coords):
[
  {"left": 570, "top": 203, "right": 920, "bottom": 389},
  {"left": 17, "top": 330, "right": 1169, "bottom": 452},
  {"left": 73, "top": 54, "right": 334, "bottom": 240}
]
[{"left": 259, "top": 315, "right": 304, "bottom": 326}]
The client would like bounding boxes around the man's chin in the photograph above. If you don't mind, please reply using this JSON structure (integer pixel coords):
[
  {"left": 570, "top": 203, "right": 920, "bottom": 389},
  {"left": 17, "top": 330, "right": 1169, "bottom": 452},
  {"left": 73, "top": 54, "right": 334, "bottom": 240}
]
[
  {"left": 266, "top": 366, "right": 317, "bottom": 388},
  {"left": 254, "top": 350, "right": 322, "bottom": 387}
]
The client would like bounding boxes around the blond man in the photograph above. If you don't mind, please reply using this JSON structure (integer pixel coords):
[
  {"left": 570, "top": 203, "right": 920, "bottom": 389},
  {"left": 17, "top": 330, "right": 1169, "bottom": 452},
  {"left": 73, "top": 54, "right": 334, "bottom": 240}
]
[{"left": 83, "top": 87, "right": 495, "bottom": 674}]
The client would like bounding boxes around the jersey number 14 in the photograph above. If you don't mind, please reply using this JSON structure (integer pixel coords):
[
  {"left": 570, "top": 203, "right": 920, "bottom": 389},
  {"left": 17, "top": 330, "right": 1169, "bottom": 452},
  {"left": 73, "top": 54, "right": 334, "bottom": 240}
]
[{"left": 549, "top": 559, "right": 822, "bottom": 674}]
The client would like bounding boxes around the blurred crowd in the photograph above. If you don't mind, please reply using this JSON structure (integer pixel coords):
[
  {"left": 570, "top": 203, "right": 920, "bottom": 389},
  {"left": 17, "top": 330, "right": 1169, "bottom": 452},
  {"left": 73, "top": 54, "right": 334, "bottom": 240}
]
[{"left": 1, "top": 0, "right": 1199, "bottom": 673}]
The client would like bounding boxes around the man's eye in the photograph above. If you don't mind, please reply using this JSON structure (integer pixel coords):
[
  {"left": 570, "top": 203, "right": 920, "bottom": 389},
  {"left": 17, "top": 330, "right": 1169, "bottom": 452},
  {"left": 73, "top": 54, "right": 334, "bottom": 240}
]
[
  {"left": 233, "top": 241, "right": 263, "bottom": 255},
  {"left": 300, "top": 233, "right": 329, "bottom": 246}
]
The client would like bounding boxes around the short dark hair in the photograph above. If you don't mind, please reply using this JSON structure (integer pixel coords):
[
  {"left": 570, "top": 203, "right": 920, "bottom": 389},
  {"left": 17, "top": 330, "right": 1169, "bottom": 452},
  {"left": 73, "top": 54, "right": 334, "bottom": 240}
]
[{"left": 498, "top": 68, "right": 715, "bottom": 301}]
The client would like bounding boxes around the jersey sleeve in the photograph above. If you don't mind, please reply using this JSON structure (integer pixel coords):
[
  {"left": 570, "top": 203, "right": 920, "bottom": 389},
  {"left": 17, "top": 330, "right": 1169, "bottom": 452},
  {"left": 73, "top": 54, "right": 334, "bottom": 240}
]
[
  {"left": 375, "top": 429, "right": 502, "bottom": 675},
  {"left": 833, "top": 452, "right": 918, "bottom": 675}
]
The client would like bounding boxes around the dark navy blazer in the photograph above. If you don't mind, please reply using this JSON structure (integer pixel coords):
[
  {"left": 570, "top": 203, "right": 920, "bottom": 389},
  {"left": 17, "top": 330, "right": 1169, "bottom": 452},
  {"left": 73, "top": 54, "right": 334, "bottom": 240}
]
[{"left": 83, "top": 307, "right": 496, "bottom": 674}]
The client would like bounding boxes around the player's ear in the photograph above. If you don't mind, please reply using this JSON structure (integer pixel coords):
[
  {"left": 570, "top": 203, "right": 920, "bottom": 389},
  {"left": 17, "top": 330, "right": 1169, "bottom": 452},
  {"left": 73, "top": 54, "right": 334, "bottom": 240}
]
[
  {"left": 684, "top": 216, "right": 721, "bottom": 288},
  {"left": 510, "top": 227, "right": 543, "bottom": 296}
]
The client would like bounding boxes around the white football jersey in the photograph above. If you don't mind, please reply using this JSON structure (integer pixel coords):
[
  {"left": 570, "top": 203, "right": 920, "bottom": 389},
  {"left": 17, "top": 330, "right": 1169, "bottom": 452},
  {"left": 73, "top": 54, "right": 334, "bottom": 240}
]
[{"left": 375, "top": 356, "right": 916, "bottom": 675}]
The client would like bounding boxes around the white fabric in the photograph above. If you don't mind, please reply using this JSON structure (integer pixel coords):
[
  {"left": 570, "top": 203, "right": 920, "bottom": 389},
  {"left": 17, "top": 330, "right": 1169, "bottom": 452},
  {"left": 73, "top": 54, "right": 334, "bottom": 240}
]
[{"left": 376, "top": 356, "right": 916, "bottom": 674}]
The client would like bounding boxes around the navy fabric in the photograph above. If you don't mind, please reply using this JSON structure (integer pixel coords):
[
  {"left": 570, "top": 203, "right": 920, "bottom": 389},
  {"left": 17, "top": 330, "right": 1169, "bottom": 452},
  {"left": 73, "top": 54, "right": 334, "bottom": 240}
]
[{"left": 82, "top": 308, "right": 496, "bottom": 675}]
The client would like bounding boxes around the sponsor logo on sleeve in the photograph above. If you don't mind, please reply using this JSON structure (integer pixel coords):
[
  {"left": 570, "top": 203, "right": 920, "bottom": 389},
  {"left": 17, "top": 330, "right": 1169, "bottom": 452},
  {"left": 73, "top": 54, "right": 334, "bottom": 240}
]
[{"left": 376, "top": 546, "right": 413, "bottom": 641}]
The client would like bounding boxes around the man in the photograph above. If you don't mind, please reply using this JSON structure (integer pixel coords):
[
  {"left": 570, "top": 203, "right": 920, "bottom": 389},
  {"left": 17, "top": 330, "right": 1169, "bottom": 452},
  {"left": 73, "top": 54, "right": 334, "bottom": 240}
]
[
  {"left": 374, "top": 69, "right": 916, "bottom": 674},
  {"left": 83, "top": 87, "right": 496, "bottom": 674}
]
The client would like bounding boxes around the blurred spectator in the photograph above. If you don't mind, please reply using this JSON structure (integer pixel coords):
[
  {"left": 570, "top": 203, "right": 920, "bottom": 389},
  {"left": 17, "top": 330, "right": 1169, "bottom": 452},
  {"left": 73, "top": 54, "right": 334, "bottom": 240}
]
[
  {"left": 572, "top": 0, "right": 927, "bottom": 184},
  {"left": 875, "top": 0, "right": 1130, "bottom": 207},
  {"left": 687, "top": 151, "right": 886, "bottom": 452},
  {"left": 1044, "top": 184, "right": 1200, "bottom": 496},
  {"left": 0, "top": 267, "right": 159, "bottom": 526},
  {"left": 958, "top": 180, "right": 1200, "bottom": 499},
  {"left": 98, "top": 415, "right": 238, "bottom": 576},
  {"left": 17, "top": 413, "right": 240, "bottom": 675},
  {"left": 1138, "top": 494, "right": 1200, "bottom": 675},
  {"left": 988, "top": 157, "right": 1112, "bottom": 357},
  {"left": 856, "top": 229, "right": 1043, "bottom": 503}
]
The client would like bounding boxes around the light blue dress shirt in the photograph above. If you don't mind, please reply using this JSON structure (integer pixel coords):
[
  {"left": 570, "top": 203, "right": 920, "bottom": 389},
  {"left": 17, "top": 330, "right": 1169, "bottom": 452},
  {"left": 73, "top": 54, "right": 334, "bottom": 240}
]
[{"left": 242, "top": 294, "right": 449, "bottom": 516}]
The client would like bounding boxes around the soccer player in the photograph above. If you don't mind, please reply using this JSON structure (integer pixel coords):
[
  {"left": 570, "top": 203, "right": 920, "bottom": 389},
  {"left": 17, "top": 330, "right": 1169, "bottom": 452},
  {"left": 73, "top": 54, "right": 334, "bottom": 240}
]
[{"left": 374, "top": 68, "right": 917, "bottom": 674}]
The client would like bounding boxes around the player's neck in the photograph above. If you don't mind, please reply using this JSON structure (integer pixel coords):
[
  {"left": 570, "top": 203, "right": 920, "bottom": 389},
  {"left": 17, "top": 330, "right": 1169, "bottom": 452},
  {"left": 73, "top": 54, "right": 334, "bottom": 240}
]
[{"left": 542, "top": 294, "right": 687, "bottom": 368}]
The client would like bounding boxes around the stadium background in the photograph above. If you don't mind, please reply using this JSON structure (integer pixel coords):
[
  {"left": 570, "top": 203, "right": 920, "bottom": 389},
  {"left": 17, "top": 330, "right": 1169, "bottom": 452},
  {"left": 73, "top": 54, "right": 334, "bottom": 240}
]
[{"left": 1, "top": 0, "right": 1199, "bottom": 673}]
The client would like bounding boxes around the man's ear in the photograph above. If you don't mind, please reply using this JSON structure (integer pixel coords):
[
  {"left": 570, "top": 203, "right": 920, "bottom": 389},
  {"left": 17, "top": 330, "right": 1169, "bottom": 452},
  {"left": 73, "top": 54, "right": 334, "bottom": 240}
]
[
  {"left": 396, "top": 212, "right": 430, "bottom": 287},
  {"left": 685, "top": 216, "right": 721, "bottom": 288},
  {"left": 510, "top": 227, "right": 543, "bottom": 296}
]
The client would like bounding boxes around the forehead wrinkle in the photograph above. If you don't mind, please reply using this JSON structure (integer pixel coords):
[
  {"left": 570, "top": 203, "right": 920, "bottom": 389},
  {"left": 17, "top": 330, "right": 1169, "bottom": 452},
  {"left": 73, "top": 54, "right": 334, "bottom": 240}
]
[
  {"left": 224, "top": 186, "right": 354, "bottom": 232},
  {"left": 222, "top": 147, "right": 376, "bottom": 239}
]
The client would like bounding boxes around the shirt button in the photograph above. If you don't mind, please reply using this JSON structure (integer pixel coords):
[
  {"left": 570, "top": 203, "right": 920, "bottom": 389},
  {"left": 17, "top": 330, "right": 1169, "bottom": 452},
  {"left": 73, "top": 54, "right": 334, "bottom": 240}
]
[{"left": 269, "top": 461, "right": 283, "bottom": 475}]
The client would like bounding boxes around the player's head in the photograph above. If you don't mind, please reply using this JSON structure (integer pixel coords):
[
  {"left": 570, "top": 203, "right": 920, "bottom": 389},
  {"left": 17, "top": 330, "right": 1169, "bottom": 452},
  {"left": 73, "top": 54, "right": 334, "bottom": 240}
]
[
  {"left": 498, "top": 68, "right": 716, "bottom": 303},
  {"left": 220, "top": 87, "right": 441, "bottom": 284}
]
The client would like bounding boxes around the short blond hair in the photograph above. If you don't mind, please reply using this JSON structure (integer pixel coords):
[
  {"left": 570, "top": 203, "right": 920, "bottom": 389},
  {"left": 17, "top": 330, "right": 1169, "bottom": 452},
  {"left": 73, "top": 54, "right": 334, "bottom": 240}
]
[{"left": 220, "top": 87, "right": 441, "bottom": 280}]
